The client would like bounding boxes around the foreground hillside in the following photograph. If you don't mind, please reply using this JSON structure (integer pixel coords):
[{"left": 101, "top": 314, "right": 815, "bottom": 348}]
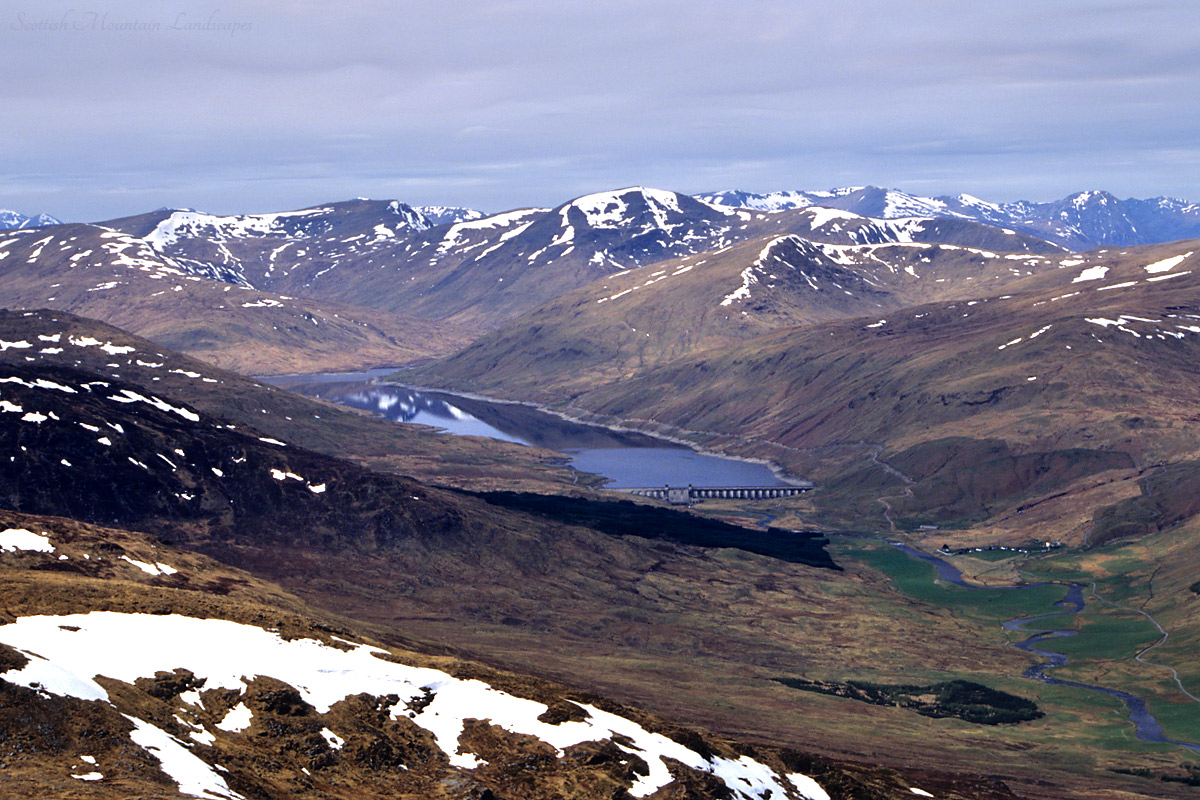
[{"left": 0, "top": 507, "right": 859, "bottom": 800}]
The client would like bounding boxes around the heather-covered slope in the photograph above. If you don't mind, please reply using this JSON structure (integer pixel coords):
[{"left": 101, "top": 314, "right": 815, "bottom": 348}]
[
  {"left": 0, "top": 507, "right": 865, "bottom": 800},
  {"left": 415, "top": 240, "right": 1200, "bottom": 537},
  {"left": 414, "top": 228, "right": 1071, "bottom": 399},
  {"left": 0, "top": 223, "right": 475, "bottom": 373}
]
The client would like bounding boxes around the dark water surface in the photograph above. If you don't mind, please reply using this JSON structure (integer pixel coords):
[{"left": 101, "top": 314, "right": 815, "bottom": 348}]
[{"left": 266, "top": 373, "right": 795, "bottom": 489}]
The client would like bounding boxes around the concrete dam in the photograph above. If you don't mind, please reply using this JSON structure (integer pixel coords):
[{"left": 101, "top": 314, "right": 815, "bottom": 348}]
[{"left": 622, "top": 483, "right": 814, "bottom": 505}]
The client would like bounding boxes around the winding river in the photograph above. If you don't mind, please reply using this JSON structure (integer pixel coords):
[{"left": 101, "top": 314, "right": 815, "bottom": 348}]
[{"left": 890, "top": 543, "right": 1200, "bottom": 751}]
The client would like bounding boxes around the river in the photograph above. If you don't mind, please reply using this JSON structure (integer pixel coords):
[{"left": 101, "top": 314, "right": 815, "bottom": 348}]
[
  {"left": 888, "top": 542, "right": 1200, "bottom": 751},
  {"left": 265, "top": 372, "right": 798, "bottom": 489}
]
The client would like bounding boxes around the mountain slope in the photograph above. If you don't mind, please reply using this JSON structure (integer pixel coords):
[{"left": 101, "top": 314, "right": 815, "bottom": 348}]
[
  {"left": 113, "top": 189, "right": 765, "bottom": 327},
  {"left": 109, "top": 190, "right": 1060, "bottom": 336},
  {"left": 0, "top": 506, "right": 862, "bottom": 800},
  {"left": 2, "top": 309, "right": 1107, "bottom": 799},
  {"left": 0, "top": 223, "right": 475, "bottom": 373},
  {"left": 480, "top": 242, "right": 1200, "bottom": 532},
  {"left": 0, "top": 308, "right": 586, "bottom": 495},
  {"left": 413, "top": 226, "right": 1069, "bottom": 400}
]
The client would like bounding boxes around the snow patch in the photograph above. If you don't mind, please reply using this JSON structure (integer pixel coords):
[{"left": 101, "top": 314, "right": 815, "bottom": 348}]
[
  {"left": 126, "top": 714, "right": 243, "bottom": 799},
  {"left": 120, "top": 555, "right": 178, "bottom": 576},
  {"left": 0, "top": 528, "right": 54, "bottom": 554},
  {"left": 216, "top": 703, "right": 253, "bottom": 733},
  {"left": 0, "top": 613, "right": 826, "bottom": 800},
  {"left": 1071, "top": 265, "right": 1108, "bottom": 283},
  {"left": 1144, "top": 252, "right": 1192, "bottom": 274}
]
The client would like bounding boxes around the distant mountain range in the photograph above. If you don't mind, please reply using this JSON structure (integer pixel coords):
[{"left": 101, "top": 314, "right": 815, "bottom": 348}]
[
  {"left": 99, "top": 187, "right": 1060, "bottom": 329},
  {"left": 3, "top": 183, "right": 1199, "bottom": 373},
  {"left": 699, "top": 187, "right": 1200, "bottom": 250},
  {"left": 0, "top": 209, "right": 60, "bottom": 229}
]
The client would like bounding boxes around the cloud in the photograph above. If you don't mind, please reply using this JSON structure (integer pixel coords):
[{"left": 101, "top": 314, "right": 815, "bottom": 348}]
[{"left": 3, "top": 0, "right": 1199, "bottom": 220}]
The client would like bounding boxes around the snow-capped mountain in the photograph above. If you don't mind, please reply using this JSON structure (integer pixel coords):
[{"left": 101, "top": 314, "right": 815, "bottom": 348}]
[
  {"left": 467, "top": 186, "right": 749, "bottom": 272},
  {"left": 143, "top": 199, "right": 432, "bottom": 250},
  {"left": 86, "top": 186, "right": 1060, "bottom": 329},
  {"left": 0, "top": 209, "right": 61, "bottom": 229},
  {"left": 416, "top": 204, "right": 486, "bottom": 225},
  {"left": 699, "top": 187, "right": 1200, "bottom": 250}
]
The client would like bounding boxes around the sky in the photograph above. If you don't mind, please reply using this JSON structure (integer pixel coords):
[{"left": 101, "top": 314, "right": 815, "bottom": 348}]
[{"left": 3, "top": 0, "right": 1199, "bottom": 221}]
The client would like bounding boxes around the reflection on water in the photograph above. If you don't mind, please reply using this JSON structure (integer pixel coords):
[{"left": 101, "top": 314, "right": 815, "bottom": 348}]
[
  {"left": 267, "top": 376, "right": 794, "bottom": 489},
  {"left": 335, "top": 385, "right": 532, "bottom": 445}
]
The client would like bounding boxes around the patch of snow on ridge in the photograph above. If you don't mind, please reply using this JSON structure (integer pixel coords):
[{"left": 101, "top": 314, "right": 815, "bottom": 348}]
[
  {"left": 0, "top": 528, "right": 54, "bottom": 553},
  {"left": 0, "top": 613, "right": 828, "bottom": 800},
  {"left": 788, "top": 774, "right": 831, "bottom": 800},
  {"left": 143, "top": 208, "right": 335, "bottom": 250},
  {"left": 119, "top": 555, "right": 178, "bottom": 576},
  {"left": 1147, "top": 271, "right": 1190, "bottom": 282},
  {"left": 320, "top": 728, "right": 344, "bottom": 749},
  {"left": 570, "top": 187, "right": 683, "bottom": 230},
  {"left": 107, "top": 389, "right": 200, "bottom": 422},
  {"left": 1072, "top": 265, "right": 1109, "bottom": 283},
  {"left": 806, "top": 207, "right": 860, "bottom": 229},
  {"left": 882, "top": 190, "right": 948, "bottom": 218},
  {"left": 125, "top": 714, "right": 243, "bottom": 799},
  {"left": 721, "top": 236, "right": 796, "bottom": 306},
  {"left": 436, "top": 208, "right": 546, "bottom": 255},
  {"left": 880, "top": 218, "right": 928, "bottom": 243},
  {"left": 700, "top": 190, "right": 817, "bottom": 212},
  {"left": 216, "top": 703, "right": 253, "bottom": 733},
  {"left": 1144, "top": 252, "right": 1192, "bottom": 274}
]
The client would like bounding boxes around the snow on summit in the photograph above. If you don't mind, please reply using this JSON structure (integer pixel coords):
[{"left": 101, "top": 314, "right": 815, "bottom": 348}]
[{"left": 567, "top": 187, "right": 686, "bottom": 230}]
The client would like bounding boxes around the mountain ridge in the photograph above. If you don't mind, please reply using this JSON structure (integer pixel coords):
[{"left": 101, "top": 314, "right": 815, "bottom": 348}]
[
  {"left": 0, "top": 209, "right": 61, "bottom": 230},
  {"left": 699, "top": 186, "right": 1200, "bottom": 250}
]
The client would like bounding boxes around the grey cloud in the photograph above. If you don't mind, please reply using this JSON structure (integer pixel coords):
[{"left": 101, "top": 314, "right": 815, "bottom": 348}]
[{"left": 2, "top": 0, "right": 1198, "bottom": 220}]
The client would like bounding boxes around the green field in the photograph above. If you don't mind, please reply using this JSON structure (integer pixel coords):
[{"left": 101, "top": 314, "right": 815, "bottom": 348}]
[
  {"left": 839, "top": 540, "right": 1068, "bottom": 624},
  {"left": 839, "top": 538, "right": 1200, "bottom": 753},
  {"left": 1036, "top": 610, "right": 1160, "bottom": 660}
]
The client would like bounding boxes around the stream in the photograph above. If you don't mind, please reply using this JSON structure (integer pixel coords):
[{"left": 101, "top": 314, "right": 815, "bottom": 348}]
[{"left": 889, "top": 542, "right": 1200, "bottom": 751}]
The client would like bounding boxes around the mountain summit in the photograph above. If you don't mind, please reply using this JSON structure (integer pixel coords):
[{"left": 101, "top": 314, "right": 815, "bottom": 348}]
[{"left": 0, "top": 209, "right": 61, "bottom": 230}]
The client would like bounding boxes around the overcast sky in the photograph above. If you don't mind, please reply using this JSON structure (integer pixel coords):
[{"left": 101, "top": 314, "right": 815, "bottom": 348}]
[{"left": 3, "top": 1, "right": 1198, "bottom": 221}]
